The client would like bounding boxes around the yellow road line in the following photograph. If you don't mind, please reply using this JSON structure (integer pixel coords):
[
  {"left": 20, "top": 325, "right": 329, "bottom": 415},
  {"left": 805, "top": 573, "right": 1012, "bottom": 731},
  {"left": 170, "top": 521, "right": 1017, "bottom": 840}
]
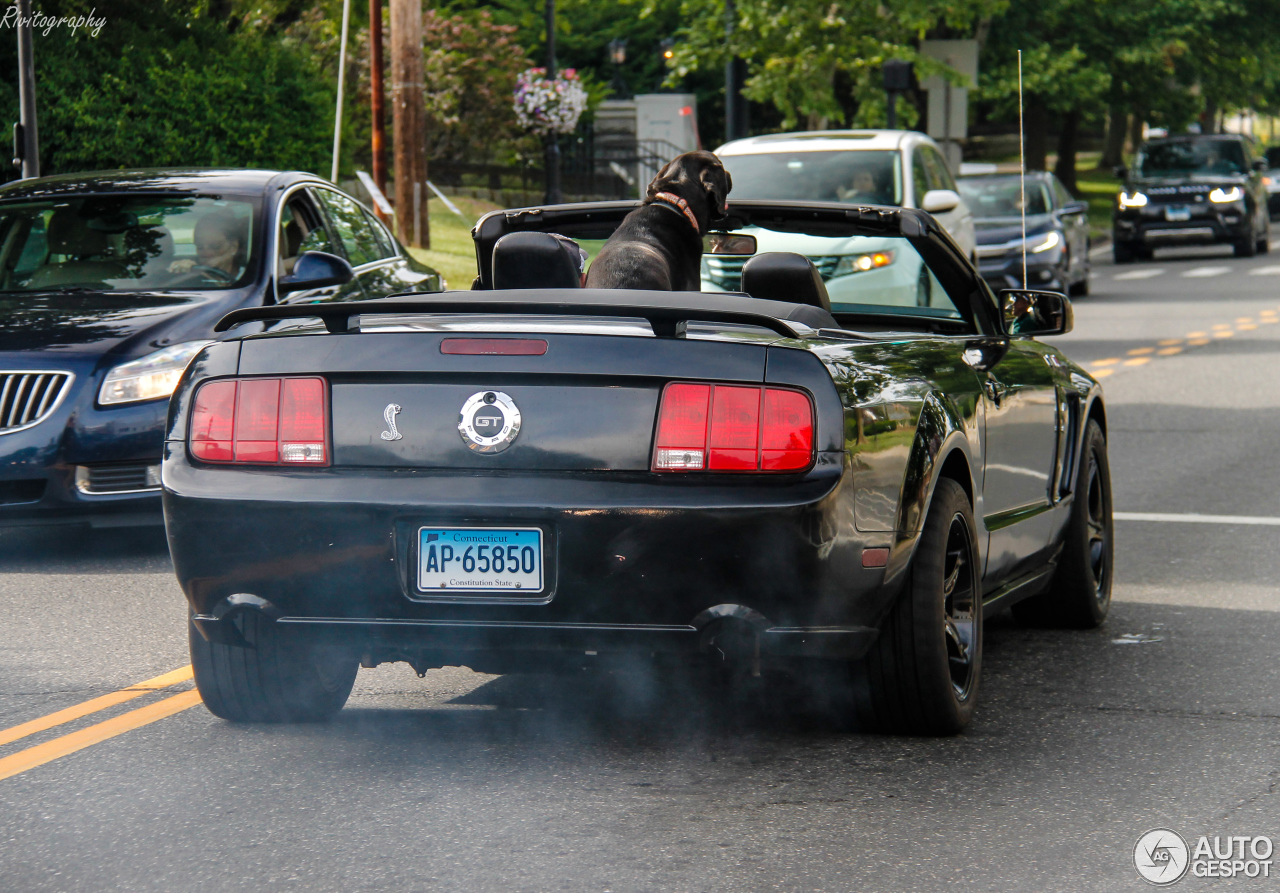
[
  {"left": 1158, "top": 339, "right": 1182, "bottom": 346},
  {"left": 1237, "top": 317, "right": 1254, "bottom": 323},
  {"left": 1127, "top": 347, "right": 1154, "bottom": 356},
  {"left": 1092, "top": 358, "right": 1120, "bottom": 366},
  {"left": 1214, "top": 330, "right": 1235, "bottom": 338},
  {"left": 1092, "top": 369, "right": 1114, "bottom": 378},
  {"left": 1186, "top": 331, "right": 1207, "bottom": 338},
  {"left": 0, "top": 666, "right": 193, "bottom": 748},
  {"left": 1239, "top": 324, "right": 1258, "bottom": 331},
  {"left": 1124, "top": 357, "right": 1151, "bottom": 366},
  {"left": 1187, "top": 338, "right": 1212, "bottom": 346},
  {"left": 1212, "top": 324, "right": 1232, "bottom": 330},
  {"left": 1157, "top": 347, "right": 1183, "bottom": 356},
  {"left": 0, "top": 690, "right": 202, "bottom": 782}
]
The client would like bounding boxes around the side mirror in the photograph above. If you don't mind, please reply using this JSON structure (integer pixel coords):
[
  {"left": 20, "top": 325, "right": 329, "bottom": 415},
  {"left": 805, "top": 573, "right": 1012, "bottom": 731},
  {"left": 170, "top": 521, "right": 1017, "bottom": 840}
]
[
  {"left": 1060, "top": 200, "right": 1089, "bottom": 216},
  {"left": 1113, "top": 165, "right": 1128, "bottom": 179},
  {"left": 278, "top": 250, "right": 355, "bottom": 295},
  {"left": 999, "top": 288, "right": 1073, "bottom": 337},
  {"left": 703, "top": 232, "right": 757, "bottom": 255},
  {"left": 921, "top": 189, "right": 960, "bottom": 214},
  {"left": 1253, "top": 158, "right": 1269, "bottom": 172}
]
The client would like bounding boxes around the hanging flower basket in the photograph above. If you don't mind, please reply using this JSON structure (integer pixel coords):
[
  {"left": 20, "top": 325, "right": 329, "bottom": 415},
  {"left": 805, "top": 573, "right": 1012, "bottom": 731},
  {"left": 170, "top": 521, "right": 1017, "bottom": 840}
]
[{"left": 513, "top": 67, "right": 588, "bottom": 136}]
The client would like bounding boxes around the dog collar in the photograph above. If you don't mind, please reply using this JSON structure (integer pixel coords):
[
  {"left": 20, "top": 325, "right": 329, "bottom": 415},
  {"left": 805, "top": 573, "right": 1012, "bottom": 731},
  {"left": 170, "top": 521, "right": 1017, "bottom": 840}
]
[{"left": 653, "top": 191, "right": 700, "bottom": 232}]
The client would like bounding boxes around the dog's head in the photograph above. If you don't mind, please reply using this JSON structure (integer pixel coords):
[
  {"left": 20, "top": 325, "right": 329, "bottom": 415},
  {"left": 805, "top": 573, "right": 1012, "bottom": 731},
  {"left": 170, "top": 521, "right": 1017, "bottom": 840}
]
[{"left": 644, "top": 150, "right": 733, "bottom": 232}]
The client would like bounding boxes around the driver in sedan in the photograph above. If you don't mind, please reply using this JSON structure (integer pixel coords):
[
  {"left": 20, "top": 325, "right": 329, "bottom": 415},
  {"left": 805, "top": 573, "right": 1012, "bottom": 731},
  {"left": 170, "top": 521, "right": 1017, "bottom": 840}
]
[{"left": 169, "top": 209, "right": 245, "bottom": 280}]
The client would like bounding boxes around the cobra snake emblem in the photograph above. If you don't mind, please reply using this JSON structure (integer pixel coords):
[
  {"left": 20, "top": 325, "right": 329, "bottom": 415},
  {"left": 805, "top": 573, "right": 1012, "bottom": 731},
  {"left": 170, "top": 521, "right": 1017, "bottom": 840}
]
[{"left": 380, "top": 403, "right": 403, "bottom": 441}]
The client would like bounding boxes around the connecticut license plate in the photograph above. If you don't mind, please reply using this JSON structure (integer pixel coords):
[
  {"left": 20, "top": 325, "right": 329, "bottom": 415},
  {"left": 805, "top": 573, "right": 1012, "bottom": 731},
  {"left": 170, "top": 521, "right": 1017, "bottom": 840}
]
[
  {"left": 1165, "top": 205, "right": 1191, "bottom": 221},
  {"left": 418, "top": 527, "right": 543, "bottom": 593}
]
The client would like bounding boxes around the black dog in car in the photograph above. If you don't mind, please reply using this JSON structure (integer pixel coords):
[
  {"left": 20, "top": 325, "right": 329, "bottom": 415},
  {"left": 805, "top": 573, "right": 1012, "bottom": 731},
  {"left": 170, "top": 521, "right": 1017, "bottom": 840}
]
[{"left": 584, "top": 150, "right": 732, "bottom": 291}]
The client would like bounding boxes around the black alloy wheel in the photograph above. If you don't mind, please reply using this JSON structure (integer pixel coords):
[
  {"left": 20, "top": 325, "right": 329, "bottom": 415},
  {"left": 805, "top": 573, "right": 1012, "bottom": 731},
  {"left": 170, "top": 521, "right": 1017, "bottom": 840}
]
[
  {"left": 846, "top": 477, "right": 982, "bottom": 735},
  {"left": 1012, "top": 419, "right": 1113, "bottom": 628}
]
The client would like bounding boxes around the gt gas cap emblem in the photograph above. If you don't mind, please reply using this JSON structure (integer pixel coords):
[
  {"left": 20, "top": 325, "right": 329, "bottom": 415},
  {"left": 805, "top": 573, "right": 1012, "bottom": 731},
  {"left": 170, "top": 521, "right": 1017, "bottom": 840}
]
[{"left": 458, "top": 391, "right": 521, "bottom": 453}]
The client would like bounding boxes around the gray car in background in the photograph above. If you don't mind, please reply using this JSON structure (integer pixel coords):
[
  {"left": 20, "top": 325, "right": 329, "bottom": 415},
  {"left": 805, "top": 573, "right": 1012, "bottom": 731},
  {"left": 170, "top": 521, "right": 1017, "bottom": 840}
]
[{"left": 958, "top": 171, "right": 1091, "bottom": 296}]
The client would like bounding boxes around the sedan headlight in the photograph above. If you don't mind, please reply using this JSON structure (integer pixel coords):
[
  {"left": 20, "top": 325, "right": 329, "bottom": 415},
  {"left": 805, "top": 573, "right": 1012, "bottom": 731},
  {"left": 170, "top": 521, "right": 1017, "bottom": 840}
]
[
  {"left": 833, "top": 250, "right": 895, "bottom": 277},
  {"left": 1209, "top": 186, "right": 1244, "bottom": 204},
  {"left": 99, "top": 340, "right": 213, "bottom": 406},
  {"left": 1118, "top": 191, "right": 1148, "bottom": 209},
  {"left": 1029, "top": 231, "right": 1061, "bottom": 254}
]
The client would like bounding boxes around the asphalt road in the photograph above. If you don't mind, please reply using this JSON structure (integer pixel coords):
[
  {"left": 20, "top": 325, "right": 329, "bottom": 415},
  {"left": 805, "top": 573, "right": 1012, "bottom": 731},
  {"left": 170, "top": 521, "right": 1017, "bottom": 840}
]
[{"left": 2, "top": 242, "right": 1279, "bottom": 892}]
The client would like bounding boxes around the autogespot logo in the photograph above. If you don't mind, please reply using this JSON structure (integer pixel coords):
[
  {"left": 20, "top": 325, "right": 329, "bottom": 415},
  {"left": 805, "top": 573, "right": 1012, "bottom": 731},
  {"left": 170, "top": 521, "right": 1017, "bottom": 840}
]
[{"left": 1135, "top": 829, "right": 1191, "bottom": 886}]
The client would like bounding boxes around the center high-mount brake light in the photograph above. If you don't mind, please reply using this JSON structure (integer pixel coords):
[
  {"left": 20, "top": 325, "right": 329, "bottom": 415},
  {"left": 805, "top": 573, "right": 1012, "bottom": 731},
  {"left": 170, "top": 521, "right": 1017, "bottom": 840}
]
[
  {"left": 440, "top": 338, "right": 548, "bottom": 356},
  {"left": 652, "top": 382, "right": 814, "bottom": 472},
  {"left": 189, "top": 377, "right": 328, "bottom": 465}
]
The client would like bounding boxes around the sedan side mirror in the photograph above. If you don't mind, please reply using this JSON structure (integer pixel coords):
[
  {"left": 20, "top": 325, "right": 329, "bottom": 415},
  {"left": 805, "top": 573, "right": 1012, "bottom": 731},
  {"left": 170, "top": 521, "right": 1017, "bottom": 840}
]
[
  {"left": 921, "top": 189, "right": 960, "bottom": 214},
  {"left": 278, "top": 250, "right": 355, "bottom": 295},
  {"left": 999, "top": 288, "right": 1073, "bottom": 337},
  {"left": 1059, "top": 200, "right": 1089, "bottom": 216},
  {"left": 1253, "top": 158, "right": 1269, "bottom": 173}
]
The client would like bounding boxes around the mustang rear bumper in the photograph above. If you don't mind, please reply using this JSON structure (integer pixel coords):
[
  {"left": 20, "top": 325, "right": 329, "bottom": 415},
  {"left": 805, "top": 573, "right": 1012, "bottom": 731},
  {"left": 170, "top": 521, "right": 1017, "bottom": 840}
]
[{"left": 165, "top": 446, "right": 903, "bottom": 666}]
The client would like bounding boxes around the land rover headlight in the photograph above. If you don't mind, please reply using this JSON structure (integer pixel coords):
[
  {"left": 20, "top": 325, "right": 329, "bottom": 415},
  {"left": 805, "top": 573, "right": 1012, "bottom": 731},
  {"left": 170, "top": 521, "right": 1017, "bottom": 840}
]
[
  {"left": 1209, "top": 186, "right": 1243, "bottom": 204},
  {"left": 1118, "top": 191, "right": 1148, "bottom": 209},
  {"left": 99, "top": 340, "right": 213, "bottom": 406}
]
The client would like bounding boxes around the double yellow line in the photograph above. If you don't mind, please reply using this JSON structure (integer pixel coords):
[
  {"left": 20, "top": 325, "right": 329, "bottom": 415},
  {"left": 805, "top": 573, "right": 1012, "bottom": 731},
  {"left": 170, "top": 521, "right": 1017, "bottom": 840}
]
[
  {"left": 1089, "top": 306, "right": 1280, "bottom": 379},
  {"left": 0, "top": 665, "right": 201, "bottom": 782}
]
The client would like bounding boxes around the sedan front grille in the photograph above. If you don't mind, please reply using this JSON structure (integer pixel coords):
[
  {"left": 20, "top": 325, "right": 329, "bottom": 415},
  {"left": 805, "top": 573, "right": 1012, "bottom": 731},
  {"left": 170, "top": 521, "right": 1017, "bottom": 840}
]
[{"left": 0, "top": 371, "right": 73, "bottom": 434}]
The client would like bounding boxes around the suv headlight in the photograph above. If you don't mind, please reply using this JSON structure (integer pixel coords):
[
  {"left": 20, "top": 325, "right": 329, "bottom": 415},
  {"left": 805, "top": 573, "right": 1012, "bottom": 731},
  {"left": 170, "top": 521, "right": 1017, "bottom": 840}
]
[
  {"left": 1029, "top": 231, "right": 1061, "bottom": 254},
  {"left": 99, "top": 340, "right": 213, "bottom": 406},
  {"left": 1118, "top": 191, "right": 1148, "bottom": 209},
  {"left": 833, "top": 250, "right": 895, "bottom": 277},
  {"left": 1209, "top": 186, "right": 1243, "bottom": 204}
]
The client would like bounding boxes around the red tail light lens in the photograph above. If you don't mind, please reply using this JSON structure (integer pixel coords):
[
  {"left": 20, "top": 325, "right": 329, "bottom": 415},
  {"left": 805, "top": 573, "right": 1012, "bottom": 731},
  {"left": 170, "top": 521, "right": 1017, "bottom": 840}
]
[
  {"left": 188, "top": 377, "right": 328, "bottom": 466},
  {"left": 440, "top": 338, "right": 548, "bottom": 356},
  {"left": 653, "top": 382, "right": 813, "bottom": 473}
]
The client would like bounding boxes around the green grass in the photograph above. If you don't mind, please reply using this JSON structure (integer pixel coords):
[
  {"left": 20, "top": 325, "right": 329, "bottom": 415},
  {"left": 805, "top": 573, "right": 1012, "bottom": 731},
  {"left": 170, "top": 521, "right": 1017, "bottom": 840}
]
[
  {"left": 1073, "top": 167, "right": 1122, "bottom": 241},
  {"left": 405, "top": 196, "right": 500, "bottom": 290}
]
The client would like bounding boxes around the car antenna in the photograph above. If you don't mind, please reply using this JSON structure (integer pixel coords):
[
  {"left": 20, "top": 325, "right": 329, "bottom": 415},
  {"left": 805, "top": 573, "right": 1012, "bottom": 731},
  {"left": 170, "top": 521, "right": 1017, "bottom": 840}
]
[{"left": 1018, "top": 49, "right": 1027, "bottom": 290}]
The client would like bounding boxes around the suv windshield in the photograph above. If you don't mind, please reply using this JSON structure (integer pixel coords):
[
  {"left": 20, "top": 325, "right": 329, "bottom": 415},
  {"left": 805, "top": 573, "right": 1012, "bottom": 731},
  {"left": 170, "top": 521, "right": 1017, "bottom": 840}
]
[
  {"left": 0, "top": 194, "right": 260, "bottom": 292},
  {"left": 721, "top": 151, "right": 904, "bottom": 205},
  {"left": 957, "top": 177, "right": 1050, "bottom": 218},
  {"left": 1135, "top": 140, "right": 1247, "bottom": 178}
]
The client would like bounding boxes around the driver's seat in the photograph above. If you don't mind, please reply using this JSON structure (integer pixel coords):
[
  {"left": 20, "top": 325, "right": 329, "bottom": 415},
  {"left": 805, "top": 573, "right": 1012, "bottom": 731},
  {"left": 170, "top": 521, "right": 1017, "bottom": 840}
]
[
  {"left": 740, "top": 252, "right": 831, "bottom": 312},
  {"left": 26, "top": 209, "right": 126, "bottom": 288}
]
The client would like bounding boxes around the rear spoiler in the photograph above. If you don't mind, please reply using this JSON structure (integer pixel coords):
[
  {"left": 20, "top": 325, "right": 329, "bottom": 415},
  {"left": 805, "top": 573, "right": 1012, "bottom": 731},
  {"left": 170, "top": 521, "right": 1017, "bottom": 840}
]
[{"left": 214, "top": 290, "right": 837, "bottom": 338}]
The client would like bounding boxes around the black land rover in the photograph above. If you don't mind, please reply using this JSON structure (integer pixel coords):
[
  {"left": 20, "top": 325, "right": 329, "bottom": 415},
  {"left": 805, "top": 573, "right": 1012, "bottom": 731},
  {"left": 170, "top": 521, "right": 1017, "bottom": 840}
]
[{"left": 1112, "top": 134, "right": 1271, "bottom": 262}]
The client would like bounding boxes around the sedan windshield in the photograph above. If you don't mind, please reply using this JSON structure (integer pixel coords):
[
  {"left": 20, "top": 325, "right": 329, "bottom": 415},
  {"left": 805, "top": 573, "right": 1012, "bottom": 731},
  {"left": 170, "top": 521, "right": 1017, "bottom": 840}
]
[
  {"left": 957, "top": 177, "right": 1050, "bottom": 218},
  {"left": 721, "top": 151, "right": 904, "bottom": 206},
  {"left": 1135, "top": 141, "right": 1246, "bottom": 177},
  {"left": 0, "top": 194, "right": 260, "bottom": 292}
]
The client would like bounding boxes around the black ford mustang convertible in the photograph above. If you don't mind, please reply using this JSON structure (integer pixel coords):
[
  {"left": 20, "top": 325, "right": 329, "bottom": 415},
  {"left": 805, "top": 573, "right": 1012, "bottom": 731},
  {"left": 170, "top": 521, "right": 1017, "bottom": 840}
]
[{"left": 163, "top": 200, "right": 1112, "bottom": 735}]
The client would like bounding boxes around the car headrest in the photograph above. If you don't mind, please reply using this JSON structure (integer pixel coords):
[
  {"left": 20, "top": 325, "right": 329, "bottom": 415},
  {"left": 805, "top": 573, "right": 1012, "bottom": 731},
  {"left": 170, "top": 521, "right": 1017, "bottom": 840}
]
[
  {"left": 492, "top": 232, "right": 585, "bottom": 289},
  {"left": 47, "top": 208, "right": 107, "bottom": 256},
  {"left": 740, "top": 252, "right": 830, "bottom": 312}
]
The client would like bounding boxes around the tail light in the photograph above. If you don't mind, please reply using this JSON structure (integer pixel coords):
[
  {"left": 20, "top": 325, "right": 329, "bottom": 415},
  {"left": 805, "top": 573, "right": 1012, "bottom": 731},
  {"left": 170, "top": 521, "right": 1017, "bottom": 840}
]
[
  {"left": 189, "top": 377, "right": 328, "bottom": 466},
  {"left": 652, "top": 382, "right": 813, "bottom": 473}
]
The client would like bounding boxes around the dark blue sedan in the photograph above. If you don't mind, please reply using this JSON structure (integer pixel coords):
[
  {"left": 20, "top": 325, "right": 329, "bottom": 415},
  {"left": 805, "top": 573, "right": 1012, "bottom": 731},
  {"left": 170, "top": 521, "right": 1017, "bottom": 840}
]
[{"left": 0, "top": 169, "right": 441, "bottom": 527}]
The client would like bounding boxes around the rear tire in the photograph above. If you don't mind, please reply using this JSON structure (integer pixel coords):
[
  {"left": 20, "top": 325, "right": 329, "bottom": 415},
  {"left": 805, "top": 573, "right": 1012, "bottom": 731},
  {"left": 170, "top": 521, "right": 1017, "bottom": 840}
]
[
  {"left": 1011, "top": 419, "right": 1113, "bottom": 628},
  {"left": 848, "top": 478, "right": 982, "bottom": 735},
  {"left": 189, "top": 611, "right": 358, "bottom": 722}
]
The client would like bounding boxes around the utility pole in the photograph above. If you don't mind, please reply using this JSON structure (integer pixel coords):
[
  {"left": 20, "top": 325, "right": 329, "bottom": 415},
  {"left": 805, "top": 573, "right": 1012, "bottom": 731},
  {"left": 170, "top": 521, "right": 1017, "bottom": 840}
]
[
  {"left": 390, "top": 0, "right": 428, "bottom": 248},
  {"left": 543, "top": 0, "right": 563, "bottom": 204},
  {"left": 369, "top": 0, "right": 388, "bottom": 207},
  {"left": 14, "top": 0, "right": 39, "bottom": 179}
]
